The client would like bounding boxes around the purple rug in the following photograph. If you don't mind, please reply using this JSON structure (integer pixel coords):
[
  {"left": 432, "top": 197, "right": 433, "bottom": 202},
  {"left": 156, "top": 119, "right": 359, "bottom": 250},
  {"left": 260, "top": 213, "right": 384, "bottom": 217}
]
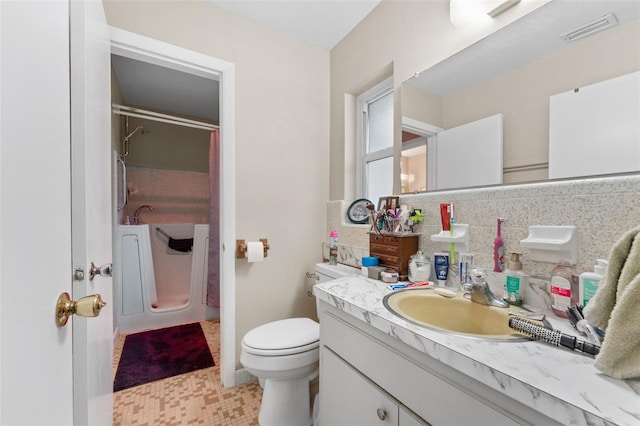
[{"left": 114, "top": 322, "right": 214, "bottom": 392}]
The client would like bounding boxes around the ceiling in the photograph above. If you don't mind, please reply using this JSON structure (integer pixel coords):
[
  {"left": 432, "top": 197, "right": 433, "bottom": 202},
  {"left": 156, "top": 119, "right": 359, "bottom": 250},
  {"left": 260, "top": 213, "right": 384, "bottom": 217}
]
[
  {"left": 111, "top": 55, "right": 220, "bottom": 122},
  {"left": 210, "top": 0, "right": 382, "bottom": 50},
  {"left": 112, "top": 0, "right": 381, "bottom": 123},
  {"left": 112, "top": 0, "right": 639, "bottom": 125}
]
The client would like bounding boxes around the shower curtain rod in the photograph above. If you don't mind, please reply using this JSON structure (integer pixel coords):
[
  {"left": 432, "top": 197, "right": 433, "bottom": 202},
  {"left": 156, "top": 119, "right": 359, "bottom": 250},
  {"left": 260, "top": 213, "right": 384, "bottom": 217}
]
[{"left": 112, "top": 104, "right": 219, "bottom": 131}]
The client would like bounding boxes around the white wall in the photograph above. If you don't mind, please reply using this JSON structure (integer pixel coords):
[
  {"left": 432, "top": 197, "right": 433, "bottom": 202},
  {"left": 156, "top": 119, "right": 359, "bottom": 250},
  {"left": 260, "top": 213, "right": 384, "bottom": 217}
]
[
  {"left": 103, "top": 0, "right": 330, "bottom": 368},
  {"left": 124, "top": 116, "right": 211, "bottom": 173}
]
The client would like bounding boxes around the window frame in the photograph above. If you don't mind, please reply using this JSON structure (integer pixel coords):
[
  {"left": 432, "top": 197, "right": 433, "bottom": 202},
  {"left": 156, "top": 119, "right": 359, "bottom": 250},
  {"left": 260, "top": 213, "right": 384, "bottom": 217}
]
[{"left": 355, "top": 76, "right": 394, "bottom": 200}]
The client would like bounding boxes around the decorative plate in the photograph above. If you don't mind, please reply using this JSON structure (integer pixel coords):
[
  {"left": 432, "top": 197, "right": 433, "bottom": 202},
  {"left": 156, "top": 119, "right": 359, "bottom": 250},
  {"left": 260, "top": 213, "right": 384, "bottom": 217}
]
[{"left": 347, "top": 198, "right": 372, "bottom": 224}]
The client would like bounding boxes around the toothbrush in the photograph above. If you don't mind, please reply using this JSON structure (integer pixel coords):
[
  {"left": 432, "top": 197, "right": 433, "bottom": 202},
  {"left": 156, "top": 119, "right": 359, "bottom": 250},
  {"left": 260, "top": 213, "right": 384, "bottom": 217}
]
[
  {"left": 566, "top": 305, "right": 605, "bottom": 345},
  {"left": 449, "top": 204, "right": 455, "bottom": 264},
  {"left": 493, "top": 218, "right": 505, "bottom": 272},
  {"left": 387, "top": 281, "right": 433, "bottom": 290}
]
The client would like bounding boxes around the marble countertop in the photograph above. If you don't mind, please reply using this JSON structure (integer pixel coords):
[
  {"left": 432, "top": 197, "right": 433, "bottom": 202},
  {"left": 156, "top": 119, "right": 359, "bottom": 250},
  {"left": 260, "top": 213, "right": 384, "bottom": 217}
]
[{"left": 314, "top": 275, "right": 640, "bottom": 426}]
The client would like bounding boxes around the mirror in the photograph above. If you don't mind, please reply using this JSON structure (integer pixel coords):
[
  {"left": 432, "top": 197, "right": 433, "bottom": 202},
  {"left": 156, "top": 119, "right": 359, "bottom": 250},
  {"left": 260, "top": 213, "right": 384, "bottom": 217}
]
[{"left": 400, "top": 0, "right": 640, "bottom": 193}]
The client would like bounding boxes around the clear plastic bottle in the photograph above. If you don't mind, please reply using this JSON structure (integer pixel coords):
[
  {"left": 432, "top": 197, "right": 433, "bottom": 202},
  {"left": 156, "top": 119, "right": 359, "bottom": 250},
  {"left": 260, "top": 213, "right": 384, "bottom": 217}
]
[
  {"left": 550, "top": 261, "right": 578, "bottom": 318},
  {"left": 579, "top": 259, "right": 607, "bottom": 307},
  {"left": 329, "top": 230, "right": 338, "bottom": 265}
]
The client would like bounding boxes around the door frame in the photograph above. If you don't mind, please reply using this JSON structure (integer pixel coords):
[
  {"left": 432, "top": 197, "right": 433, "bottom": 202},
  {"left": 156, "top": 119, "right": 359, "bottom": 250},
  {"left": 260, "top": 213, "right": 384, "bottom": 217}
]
[
  {"left": 401, "top": 116, "right": 442, "bottom": 191},
  {"left": 109, "top": 27, "right": 237, "bottom": 387}
]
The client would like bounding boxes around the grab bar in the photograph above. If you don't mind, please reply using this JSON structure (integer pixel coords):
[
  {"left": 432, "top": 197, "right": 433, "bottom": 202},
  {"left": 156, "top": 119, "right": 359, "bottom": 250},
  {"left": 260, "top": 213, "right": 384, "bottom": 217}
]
[
  {"left": 116, "top": 155, "right": 127, "bottom": 211},
  {"left": 155, "top": 227, "right": 171, "bottom": 240}
]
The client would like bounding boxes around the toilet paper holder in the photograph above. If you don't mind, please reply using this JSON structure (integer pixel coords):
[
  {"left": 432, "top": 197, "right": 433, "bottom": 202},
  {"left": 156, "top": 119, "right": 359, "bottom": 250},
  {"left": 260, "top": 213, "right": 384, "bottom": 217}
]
[{"left": 236, "top": 239, "right": 269, "bottom": 259}]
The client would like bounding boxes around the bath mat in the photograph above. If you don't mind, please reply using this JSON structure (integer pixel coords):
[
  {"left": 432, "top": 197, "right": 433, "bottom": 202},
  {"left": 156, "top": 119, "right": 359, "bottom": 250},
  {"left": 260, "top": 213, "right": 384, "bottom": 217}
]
[{"left": 114, "top": 322, "right": 214, "bottom": 392}]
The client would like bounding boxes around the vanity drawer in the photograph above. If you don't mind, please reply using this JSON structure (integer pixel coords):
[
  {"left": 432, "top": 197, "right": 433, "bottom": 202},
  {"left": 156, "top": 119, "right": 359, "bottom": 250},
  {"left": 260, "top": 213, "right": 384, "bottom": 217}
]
[
  {"left": 370, "top": 243, "right": 400, "bottom": 255},
  {"left": 372, "top": 253, "right": 400, "bottom": 268},
  {"left": 370, "top": 234, "right": 402, "bottom": 246}
]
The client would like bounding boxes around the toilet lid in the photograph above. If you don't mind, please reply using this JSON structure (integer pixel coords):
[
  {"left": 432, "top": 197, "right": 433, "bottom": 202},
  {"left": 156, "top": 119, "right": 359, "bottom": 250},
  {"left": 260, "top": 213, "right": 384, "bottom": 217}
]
[{"left": 243, "top": 318, "right": 319, "bottom": 355}]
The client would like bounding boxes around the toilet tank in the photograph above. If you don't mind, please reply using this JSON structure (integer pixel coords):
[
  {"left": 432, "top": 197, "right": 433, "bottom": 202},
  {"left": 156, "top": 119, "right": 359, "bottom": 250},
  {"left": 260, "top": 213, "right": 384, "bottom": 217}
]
[{"left": 315, "top": 262, "right": 360, "bottom": 284}]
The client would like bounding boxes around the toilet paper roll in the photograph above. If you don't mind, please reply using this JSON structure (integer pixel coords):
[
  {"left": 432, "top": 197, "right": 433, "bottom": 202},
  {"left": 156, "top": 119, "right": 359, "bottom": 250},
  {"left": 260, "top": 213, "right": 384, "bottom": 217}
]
[{"left": 247, "top": 241, "right": 264, "bottom": 262}]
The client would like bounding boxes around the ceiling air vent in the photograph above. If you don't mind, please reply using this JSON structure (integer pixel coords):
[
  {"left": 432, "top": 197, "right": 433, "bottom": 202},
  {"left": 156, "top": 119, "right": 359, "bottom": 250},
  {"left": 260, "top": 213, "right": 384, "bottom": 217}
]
[{"left": 561, "top": 13, "right": 618, "bottom": 43}]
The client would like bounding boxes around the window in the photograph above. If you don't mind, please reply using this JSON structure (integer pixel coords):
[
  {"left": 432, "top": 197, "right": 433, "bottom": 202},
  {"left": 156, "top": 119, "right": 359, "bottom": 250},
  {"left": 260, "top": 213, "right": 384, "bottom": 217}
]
[{"left": 356, "top": 77, "right": 393, "bottom": 204}]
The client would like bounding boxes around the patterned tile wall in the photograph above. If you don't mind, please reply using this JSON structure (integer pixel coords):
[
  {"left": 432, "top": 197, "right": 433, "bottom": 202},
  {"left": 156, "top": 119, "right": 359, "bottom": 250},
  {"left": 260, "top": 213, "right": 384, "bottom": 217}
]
[
  {"left": 327, "top": 174, "right": 640, "bottom": 312},
  {"left": 124, "top": 166, "right": 209, "bottom": 225}
]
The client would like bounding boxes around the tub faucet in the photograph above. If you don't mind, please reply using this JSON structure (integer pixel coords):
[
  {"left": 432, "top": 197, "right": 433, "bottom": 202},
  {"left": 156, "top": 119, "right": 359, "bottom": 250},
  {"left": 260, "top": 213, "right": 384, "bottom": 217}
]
[
  {"left": 133, "top": 205, "right": 154, "bottom": 224},
  {"left": 463, "top": 269, "right": 509, "bottom": 308}
]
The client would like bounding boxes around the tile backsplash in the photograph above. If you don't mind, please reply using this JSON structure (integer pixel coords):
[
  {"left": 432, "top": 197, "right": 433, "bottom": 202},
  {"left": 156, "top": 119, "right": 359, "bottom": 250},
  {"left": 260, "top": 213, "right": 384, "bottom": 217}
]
[
  {"left": 326, "top": 174, "right": 640, "bottom": 313},
  {"left": 124, "top": 166, "right": 209, "bottom": 224}
]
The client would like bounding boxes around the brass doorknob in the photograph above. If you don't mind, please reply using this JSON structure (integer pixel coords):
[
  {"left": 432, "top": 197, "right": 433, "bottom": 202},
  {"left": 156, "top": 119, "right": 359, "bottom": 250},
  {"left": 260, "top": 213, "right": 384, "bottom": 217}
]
[{"left": 56, "top": 292, "right": 106, "bottom": 327}]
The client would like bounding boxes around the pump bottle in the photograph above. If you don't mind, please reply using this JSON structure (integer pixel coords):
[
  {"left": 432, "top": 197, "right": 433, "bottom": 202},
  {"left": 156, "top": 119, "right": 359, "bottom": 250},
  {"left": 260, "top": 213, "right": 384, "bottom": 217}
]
[
  {"left": 503, "top": 252, "right": 525, "bottom": 306},
  {"left": 550, "top": 261, "right": 577, "bottom": 318},
  {"left": 579, "top": 259, "right": 607, "bottom": 307}
]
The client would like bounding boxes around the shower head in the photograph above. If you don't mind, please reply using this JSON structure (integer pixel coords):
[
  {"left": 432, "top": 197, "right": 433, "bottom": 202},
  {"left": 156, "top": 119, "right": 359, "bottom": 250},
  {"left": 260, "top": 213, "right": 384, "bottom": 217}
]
[
  {"left": 124, "top": 125, "right": 149, "bottom": 143},
  {"left": 122, "top": 125, "right": 149, "bottom": 158}
]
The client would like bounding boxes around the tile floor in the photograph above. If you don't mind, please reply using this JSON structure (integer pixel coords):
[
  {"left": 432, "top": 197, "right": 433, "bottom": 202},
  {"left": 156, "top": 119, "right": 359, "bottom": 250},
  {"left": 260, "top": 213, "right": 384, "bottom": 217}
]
[{"left": 113, "top": 320, "right": 262, "bottom": 425}]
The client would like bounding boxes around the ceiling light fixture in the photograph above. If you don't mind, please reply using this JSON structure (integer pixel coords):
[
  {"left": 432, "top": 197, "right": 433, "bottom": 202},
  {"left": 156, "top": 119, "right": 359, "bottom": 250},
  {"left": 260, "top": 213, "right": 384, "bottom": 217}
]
[
  {"left": 450, "top": 0, "right": 520, "bottom": 27},
  {"left": 487, "top": 0, "right": 521, "bottom": 18}
]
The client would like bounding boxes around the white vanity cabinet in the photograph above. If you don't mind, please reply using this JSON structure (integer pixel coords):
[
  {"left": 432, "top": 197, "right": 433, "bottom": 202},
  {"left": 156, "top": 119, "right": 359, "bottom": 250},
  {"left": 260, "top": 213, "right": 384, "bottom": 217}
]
[
  {"left": 318, "top": 300, "right": 560, "bottom": 426},
  {"left": 322, "top": 346, "right": 427, "bottom": 426}
]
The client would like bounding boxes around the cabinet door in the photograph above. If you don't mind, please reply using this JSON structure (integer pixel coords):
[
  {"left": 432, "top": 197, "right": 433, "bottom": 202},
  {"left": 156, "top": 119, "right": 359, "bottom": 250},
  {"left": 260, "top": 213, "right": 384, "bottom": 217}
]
[
  {"left": 321, "top": 347, "right": 399, "bottom": 426},
  {"left": 400, "top": 407, "right": 430, "bottom": 426}
]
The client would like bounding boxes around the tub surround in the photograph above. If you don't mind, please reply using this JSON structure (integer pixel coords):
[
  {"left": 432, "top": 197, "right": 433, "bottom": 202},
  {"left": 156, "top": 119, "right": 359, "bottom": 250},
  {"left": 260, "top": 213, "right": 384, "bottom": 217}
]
[
  {"left": 125, "top": 166, "right": 209, "bottom": 224},
  {"left": 314, "top": 275, "right": 640, "bottom": 425}
]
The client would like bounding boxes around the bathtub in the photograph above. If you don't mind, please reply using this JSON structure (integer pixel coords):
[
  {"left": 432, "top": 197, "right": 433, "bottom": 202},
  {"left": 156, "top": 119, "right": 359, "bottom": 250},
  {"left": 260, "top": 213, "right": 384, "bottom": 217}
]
[{"left": 114, "top": 223, "right": 211, "bottom": 334}]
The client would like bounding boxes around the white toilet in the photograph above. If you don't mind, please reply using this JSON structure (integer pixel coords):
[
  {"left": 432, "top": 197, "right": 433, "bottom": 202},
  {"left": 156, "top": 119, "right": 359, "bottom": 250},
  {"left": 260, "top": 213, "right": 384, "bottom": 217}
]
[{"left": 240, "top": 317, "right": 320, "bottom": 426}]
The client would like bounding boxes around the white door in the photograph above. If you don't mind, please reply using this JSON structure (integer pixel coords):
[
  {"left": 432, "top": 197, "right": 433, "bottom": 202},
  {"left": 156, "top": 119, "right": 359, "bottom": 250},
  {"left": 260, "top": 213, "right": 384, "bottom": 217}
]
[
  {"left": 0, "top": 1, "right": 74, "bottom": 423},
  {"left": 70, "top": 1, "right": 113, "bottom": 425},
  {"left": 0, "top": 1, "right": 112, "bottom": 424}
]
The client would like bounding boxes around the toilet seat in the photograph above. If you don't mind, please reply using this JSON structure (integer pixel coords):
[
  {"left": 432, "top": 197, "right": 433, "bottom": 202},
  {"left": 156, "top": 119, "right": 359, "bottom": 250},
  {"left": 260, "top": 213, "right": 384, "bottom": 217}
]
[{"left": 242, "top": 318, "right": 319, "bottom": 356}]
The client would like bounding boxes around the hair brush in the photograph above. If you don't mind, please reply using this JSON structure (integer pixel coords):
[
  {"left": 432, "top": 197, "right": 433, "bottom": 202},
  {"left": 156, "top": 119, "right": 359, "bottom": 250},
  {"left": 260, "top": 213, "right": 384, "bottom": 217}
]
[{"left": 508, "top": 317, "right": 600, "bottom": 356}]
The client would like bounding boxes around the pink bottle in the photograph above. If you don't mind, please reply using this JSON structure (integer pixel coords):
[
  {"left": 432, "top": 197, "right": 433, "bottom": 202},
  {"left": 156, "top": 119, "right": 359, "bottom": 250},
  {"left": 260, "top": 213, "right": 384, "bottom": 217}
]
[{"left": 329, "top": 230, "right": 338, "bottom": 265}]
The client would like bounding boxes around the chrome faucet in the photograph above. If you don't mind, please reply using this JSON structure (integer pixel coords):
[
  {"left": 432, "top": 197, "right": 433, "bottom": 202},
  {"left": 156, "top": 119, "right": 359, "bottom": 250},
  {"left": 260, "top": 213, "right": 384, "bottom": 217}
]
[
  {"left": 463, "top": 269, "right": 509, "bottom": 308},
  {"left": 133, "top": 205, "right": 154, "bottom": 224}
]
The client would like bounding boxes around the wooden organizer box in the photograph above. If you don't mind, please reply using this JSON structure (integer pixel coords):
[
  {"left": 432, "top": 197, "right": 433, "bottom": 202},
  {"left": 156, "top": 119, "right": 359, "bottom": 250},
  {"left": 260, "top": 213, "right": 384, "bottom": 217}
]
[{"left": 368, "top": 233, "right": 419, "bottom": 281}]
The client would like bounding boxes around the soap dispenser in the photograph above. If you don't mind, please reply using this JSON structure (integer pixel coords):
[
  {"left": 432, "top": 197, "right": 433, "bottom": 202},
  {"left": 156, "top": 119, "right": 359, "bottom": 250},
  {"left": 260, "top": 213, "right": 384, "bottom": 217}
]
[
  {"left": 504, "top": 252, "right": 525, "bottom": 306},
  {"left": 579, "top": 259, "right": 608, "bottom": 307}
]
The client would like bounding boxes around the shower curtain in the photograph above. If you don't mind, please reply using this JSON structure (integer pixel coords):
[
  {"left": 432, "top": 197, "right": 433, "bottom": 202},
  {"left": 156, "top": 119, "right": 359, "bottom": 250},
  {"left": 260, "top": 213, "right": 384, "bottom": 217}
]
[{"left": 207, "top": 129, "right": 220, "bottom": 308}]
